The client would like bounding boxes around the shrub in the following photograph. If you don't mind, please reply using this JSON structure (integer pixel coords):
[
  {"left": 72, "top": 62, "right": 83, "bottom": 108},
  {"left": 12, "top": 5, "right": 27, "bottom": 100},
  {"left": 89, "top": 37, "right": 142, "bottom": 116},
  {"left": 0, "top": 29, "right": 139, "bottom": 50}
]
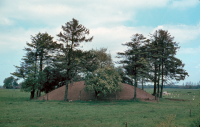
[{"left": 84, "top": 66, "right": 122, "bottom": 100}]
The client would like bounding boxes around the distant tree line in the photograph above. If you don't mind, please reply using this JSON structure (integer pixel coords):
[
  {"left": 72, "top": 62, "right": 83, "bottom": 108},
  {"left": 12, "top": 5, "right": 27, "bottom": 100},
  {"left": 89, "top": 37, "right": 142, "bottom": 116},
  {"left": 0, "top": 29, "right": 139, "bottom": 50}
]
[
  {"left": 138, "top": 82, "right": 200, "bottom": 89},
  {"left": 9, "top": 18, "right": 188, "bottom": 100},
  {"left": 181, "top": 81, "right": 200, "bottom": 89},
  {"left": 3, "top": 76, "right": 19, "bottom": 89}
]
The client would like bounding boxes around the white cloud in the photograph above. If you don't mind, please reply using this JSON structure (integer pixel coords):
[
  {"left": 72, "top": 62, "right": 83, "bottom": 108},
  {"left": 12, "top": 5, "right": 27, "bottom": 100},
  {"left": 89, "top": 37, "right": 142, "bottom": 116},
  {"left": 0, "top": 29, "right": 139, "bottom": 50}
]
[
  {"left": 1, "top": 22, "right": 199, "bottom": 58},
  {"left": 0, "top": 0, "right": 180, "bottom": 28},
  {"left": 0, "top": 18, "right": 14, "bottom": 25},
  {"left": 170, "top": 0, "right": 199, "bottom": 9},
  {"left": 0, "top": 0, "right": 198, "bottom": 31},
  {"left": 0, "top": 26, "right": 62, "bottom": 53},
  {"left": 80, "top": 25, "right": 154, "bottom": 63},
  {"left": 17, "top": 3, "right": 74, "bottom": 19}
]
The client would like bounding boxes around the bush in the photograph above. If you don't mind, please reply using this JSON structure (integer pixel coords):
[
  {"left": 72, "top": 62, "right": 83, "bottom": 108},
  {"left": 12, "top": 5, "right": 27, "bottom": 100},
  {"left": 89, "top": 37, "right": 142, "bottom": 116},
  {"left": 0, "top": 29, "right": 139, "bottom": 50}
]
[{"left": 84, "top": 66, "right": 122, "bottom": 100}]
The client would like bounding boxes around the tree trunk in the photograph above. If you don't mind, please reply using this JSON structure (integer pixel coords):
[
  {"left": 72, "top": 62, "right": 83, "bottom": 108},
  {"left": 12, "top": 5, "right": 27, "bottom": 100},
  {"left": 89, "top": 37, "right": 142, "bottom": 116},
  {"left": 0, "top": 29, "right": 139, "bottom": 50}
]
[
  {"left": 64, "top": 81, "right": 69, "bottom": 101},
  {"left": 64, "top": 37, "right": 72, "bottom": 102},
  {"left": 30, "top": 89, "right": 35, "bottom": 99},
  {"left": 160, "top": 61, "right": 164, "bottom": 98},
  {"left": 38, "top": 50, "right": 43, "bottom": 97},
  {"left": 153, "top": 64, "right": 157, "bottom": 96},
  {"left": 95, "top": 91, "right": 98, "bottom": 101},
  {"left": 157, "top": 64, "right": 160, "bottom": 98},
  {"left": 32, "top": 53, "right": 37, "bottom": 100},
  {"left": 37, "top": 91, "right": 39, "bottom": 97},
  {"left": 39, "top": 49, "right": 43, "bottom": 72},
  {"left": 36, "top": 90, "right": 41, "bottom": 97},
  {"left": 134, "top": 78, "right": 137, "bottom": 100},
  {"left": 142, "top": 77, "right": 144, "bottom": 90},
  {"left": 134, "top": 67, "right": 137, "bottom": 100}
]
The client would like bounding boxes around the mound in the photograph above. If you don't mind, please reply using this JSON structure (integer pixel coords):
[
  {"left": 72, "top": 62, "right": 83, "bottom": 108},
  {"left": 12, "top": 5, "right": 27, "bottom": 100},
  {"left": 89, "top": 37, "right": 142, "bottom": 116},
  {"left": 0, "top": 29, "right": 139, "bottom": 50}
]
[{"left": 37, "top": 81, "right": 155, "bottom": 101}]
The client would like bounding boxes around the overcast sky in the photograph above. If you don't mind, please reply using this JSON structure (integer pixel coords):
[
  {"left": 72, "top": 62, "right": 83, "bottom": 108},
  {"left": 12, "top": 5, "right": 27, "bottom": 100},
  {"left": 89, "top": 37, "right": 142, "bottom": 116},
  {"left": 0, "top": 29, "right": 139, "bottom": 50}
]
[{"left": 0, "top": 0, "right": 200, "bottom": 86}]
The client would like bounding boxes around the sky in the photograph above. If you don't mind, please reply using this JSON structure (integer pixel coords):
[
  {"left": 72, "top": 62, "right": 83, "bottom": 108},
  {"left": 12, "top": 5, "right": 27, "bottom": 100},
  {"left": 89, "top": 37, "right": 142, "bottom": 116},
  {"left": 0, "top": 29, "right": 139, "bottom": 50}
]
[{"left": 0, "top": 0, "right": 200, "bottom": 86}]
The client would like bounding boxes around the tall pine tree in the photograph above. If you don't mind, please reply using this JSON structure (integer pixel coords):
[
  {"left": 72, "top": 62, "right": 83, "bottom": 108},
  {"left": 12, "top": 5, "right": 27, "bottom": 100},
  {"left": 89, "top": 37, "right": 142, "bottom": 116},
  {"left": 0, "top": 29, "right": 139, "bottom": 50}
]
[
  {"left": 117, "top": 33, "right": 148, "bottom": 100},
  {"left": 57, "top": 18, "right": 93, "bottom": 101}
]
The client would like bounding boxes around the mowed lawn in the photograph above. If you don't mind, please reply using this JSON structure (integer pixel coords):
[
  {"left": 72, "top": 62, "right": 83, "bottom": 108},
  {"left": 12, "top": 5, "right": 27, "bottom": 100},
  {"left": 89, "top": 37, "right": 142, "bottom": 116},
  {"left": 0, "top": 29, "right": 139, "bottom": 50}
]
[{"left": 0, "top": 88, "right": 199, "bottom": 127}]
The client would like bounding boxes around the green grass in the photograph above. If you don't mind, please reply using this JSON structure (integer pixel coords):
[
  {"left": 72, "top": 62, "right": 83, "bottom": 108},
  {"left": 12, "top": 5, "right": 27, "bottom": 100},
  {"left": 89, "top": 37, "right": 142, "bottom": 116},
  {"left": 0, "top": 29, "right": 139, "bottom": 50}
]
[
  {"left": 0, "top": 88, "right": 199, "bottom": 127},
  {"left": 144, "top": 88, "right": 199, "bottom": 100}
]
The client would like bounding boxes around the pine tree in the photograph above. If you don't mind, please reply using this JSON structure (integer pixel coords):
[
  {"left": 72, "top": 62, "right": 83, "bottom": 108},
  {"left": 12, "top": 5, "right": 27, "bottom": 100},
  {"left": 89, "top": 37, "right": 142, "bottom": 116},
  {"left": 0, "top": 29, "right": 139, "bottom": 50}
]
[
  {"left": 57, "top": 18, "right": 93, "bottom": 101},
  {"left": 148, "top": 29, "right": 188, "bottom": 97},
  {"left": 117, "top": 33, "right": 148, "bottom": 100},
  {"left": 26, "top": 32, "right": 59, "bottom": 97},
  {"left": 11, "top": 32, "right": 59, "bottom": 99}
]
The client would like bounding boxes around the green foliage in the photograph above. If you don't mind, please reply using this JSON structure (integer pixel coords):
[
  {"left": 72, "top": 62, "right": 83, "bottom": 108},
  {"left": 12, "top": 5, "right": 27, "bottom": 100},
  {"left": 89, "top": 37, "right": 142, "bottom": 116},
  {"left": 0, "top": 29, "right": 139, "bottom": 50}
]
[
  {"left": 147, "top": 29, "right": 188, "bottom": 96},
  {"left": 56, "top": 18, "right": 94, "bottom": 79},
  {"left": 57, "top": 18, "right": 93, "bottom": 101},
  {"left": 11, "top": 32, "right": 59, "bottom": 99},
  {"left": 117, "top": 33, "right": 148, "bottom": 84},
  {"left": 117, "top": 33, "right": 148, "bottom": 99},
  {"left": 90, "top": 48, "right": 113, "bottom": 69},
  {"left": 84, "top": 66, "right": 122, "bottom": 99},
  {"left": 12, "top": 80, "right": 18, "bottom": 86},
  {"left": 115, "top": 66, "right": 133, "bottom": 85},
  {"left": 3, "top": 76, "right": 18, "bottom": 89},
  {"left": 41, "top": 66, "right": 63, "bottom": 93},
  {"left": 117, "top": 30, "right": 189, "bottom": 97},
  {"left": 21, "top": 74, "right": 37, "bottom": 92}
]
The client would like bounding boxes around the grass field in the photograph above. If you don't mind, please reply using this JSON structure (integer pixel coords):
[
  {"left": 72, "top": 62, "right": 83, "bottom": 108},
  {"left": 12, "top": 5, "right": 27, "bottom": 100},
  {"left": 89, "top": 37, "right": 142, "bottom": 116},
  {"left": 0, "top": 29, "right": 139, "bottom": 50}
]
[{"left": 0, "top": 88, "right": 199, "bottom": 127}]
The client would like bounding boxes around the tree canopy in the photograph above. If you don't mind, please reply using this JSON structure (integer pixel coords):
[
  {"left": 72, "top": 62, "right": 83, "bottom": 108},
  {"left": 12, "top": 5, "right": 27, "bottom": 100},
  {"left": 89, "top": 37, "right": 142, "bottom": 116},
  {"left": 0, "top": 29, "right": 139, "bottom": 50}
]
[
  {"left": 3, "top": 76, "right": 18, "bottom": 89},
  {"left": 84, "top": 66, "right": 122, "bottom": 100},
  {"left": 56, "top": 18, "right": 93, "bottom": 101},
  {"left": 117, "top": 30, "right": 188, "bottom": 99},
  {"left": 117, "top": 33, "right": 148, "bottom": 99}
]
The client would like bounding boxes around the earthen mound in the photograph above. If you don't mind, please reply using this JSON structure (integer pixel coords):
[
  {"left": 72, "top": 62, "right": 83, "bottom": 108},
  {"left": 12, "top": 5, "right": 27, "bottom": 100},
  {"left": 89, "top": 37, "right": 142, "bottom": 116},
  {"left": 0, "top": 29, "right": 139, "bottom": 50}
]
[{"left": 37, "top": 81, "right": 155, "bottom": 101}]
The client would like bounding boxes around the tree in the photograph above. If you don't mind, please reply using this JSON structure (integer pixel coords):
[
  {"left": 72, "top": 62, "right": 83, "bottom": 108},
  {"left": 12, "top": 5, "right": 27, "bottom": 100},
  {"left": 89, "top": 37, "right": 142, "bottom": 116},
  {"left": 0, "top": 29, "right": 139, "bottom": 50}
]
[
  {"left": 117, "top": 33, "right": 148, "bottom": 100},
  {"left": 146, "top": 31, "right": 161, "bottom": 96},
  {"left": 148, "top": 29, "right": 188, "bottom": 97},
  {"left": 21, "top": 73, "right": 37, "bottom": 93},
  {"left": 3, "top": 76, "right": 17, "bottom": 89},
  {"left": 41, "top": 66, "right": 57, "bottom": 93},
  {"left": 20, "top": 58, "right": 38, "bottom": 99},
  {"left": 90, "top": 48, "right": 113, "bottom": 69},
  {"left": 11, "top": 32, "right": 59, "bottom": 99},
  {"left": 57, "top": 18, "right": 93, "bottom": 101},
  {"left": 115, "top": 66, "right": 133, "bottom": 85},
  {"left": 78, "top": 50, "right": 99, "bottom": 73},
  {"left": 76, "top": 48, "right": 113, "bottom": 77},
  {"left": 84, "top": 66, "right": 122, "bottom": 100},
  {"left": 26, "top": 32, "right": 60, "bottom": 97},
  {"left": 12, "top": 80, "right": 18, "bottom": 87},
  {"left": 11, "top": 62, "right": 27, "bottom": 79}
]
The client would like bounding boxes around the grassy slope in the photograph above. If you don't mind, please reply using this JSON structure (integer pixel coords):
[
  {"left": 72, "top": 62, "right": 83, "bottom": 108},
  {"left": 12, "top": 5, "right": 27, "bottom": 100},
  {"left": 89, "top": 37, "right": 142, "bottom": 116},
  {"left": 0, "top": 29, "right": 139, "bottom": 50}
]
[{"left": 0, "top": 88, "right": 199, "bottom": 127}]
